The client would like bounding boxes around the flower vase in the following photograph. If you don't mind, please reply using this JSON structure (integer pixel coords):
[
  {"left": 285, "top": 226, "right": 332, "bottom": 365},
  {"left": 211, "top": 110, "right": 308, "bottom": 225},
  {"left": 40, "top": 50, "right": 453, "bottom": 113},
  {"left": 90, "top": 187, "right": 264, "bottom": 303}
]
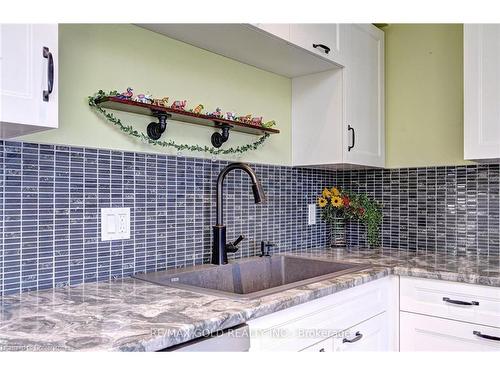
[{"left": 329, "top": 214, "right": 346, "bottom": 248}]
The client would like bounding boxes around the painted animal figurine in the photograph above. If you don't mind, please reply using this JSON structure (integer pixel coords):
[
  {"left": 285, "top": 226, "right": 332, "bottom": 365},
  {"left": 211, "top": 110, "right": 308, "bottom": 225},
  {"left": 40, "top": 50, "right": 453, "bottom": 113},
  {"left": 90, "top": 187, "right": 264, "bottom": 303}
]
[
  {"left": 207, "top": 107, "right": 223, "bottom": 118},
  {"left": 116, "top": 87, "right": 134, "bottom": 100},
  {"left": 152, "top": 97, "right": 169, "bottom": 107},
  {"left": 262, "top": 120, "right": 276, "bottom": 128},
  {"left": 226, "top": 112, "right": 236, "bottom": 121},
  {"left": 250, "top": 117, "right": 263, "bottom": 126},
  {"left": 192, "top": 104, "right": 204, "bottom": 114},
  {"left": 171, "top": 100, "right": 187, "bottom": 110},
  {"left": 236, "top": 114, "right": 252, "bottom": 123},
  {"left": 135, "top": 93, "right": 153, "bottom": 104}
]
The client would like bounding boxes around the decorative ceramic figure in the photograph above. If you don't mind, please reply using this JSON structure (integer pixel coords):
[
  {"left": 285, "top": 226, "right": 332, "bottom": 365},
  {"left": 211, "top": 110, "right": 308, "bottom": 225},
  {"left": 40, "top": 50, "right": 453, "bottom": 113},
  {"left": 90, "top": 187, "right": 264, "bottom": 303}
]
[
  {"left": 152, "top": 97, "right": 169, "bottom": 107},
  {"left": 193, "top": 104, "right": 204, "bottom": 114},
  {"left": 236, "top": 114, "right": 252, "bottom": 123},
  {"left": 226, "top": 112, "right": 236, "bottom": 121},
  {"left": 207, "top": 107, "right": 223, "bottom": 118},
  {"left": 171, "top": 100, "right": 187, "bottom": 110},
  {"left": 250, "top": 117, "right": 263, "bottom": 126},
  {"left": 135, "top": 93, "right": 153, "bottom": 104},
  {"left": 116, "top": 87, "right": 134, "bottom": 100},
  {"left": 262, "top": 120, "right": 276, "bottom": 128}
]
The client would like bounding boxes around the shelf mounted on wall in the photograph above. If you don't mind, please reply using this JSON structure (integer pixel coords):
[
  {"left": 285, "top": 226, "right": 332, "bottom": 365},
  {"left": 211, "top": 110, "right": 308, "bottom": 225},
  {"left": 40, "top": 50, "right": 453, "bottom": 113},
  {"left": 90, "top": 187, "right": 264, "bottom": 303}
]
[{"left": 94, "top": 97, "right": 280, "bottom": 148}]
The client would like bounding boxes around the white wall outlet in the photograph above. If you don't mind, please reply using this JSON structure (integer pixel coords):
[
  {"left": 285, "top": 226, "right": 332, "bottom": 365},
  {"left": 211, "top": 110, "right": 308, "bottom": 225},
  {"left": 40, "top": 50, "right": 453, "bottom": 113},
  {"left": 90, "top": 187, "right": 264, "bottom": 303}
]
[
  {"left": 101, "top": 208, "right": 130, "bottom": 241},
  {"left": 308, "top": 204, "right": 317, "bottom": 225}
]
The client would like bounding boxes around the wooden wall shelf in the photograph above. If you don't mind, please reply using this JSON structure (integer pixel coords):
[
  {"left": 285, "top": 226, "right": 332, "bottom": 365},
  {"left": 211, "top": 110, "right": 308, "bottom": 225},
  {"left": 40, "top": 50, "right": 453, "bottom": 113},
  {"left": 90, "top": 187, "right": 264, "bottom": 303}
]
[{"left": 95, "top": 97, "right": 280, "bottom": 141}]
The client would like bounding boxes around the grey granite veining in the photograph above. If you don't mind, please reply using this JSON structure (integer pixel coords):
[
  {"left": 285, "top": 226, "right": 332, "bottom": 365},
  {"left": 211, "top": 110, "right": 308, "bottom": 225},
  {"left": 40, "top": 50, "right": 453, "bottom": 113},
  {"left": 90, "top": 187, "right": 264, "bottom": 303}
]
[
  {"left": 0, "top": 248, "right": 499, "bottom": 352},
  {"left": 302, "top": 247, "right": 500, "bottom": 287}
]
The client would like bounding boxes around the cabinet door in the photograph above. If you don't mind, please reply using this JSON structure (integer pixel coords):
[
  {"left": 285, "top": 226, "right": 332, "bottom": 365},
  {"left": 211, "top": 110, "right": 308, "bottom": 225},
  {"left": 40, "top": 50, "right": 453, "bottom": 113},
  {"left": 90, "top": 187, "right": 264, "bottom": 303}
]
[
  {"left": 0, "top": 24, "right": 58, "bottom": 135},
  {"left": 464, "top": 24, "right": 500, "bottom": 160},
  {"left": 401, "top": 312, "right": 500, "bottom": 351},
  {"left": 291, "top": 68, "right": 344, "bottom": 166},
  {"left": 252, "top": 24, "right": 290, "bottom": 41},
  {"left": 333, "top": 312, "right": 390, "bottom": 351},
  {"left": 344, "top": 24, "right": 385, "bottom": 168},
  {"left": 290, "top": 24, "right": 345, "bottom": 65}
]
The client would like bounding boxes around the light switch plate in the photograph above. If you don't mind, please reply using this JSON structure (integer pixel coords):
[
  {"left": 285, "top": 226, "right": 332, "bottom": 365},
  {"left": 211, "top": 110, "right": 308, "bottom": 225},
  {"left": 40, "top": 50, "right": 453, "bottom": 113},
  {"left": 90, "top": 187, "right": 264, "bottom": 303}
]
[
  {"left": 101, "top": 207, "right": 130, "bottom": 241},
  {"left": 308, "top": 204, "right": 317, "bottom": 225}
]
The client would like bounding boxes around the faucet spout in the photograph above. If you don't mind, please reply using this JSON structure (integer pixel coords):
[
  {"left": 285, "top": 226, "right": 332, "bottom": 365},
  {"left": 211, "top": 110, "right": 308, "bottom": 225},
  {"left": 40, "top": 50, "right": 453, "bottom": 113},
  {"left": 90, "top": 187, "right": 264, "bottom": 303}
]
[{"left": 212, "top": 163, "right": 266, "bottom": 265}]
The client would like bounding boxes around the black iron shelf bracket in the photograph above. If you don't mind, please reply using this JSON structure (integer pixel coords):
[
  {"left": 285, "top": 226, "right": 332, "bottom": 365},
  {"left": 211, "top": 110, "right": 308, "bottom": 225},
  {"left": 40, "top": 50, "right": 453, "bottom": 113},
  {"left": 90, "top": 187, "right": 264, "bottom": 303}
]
[
  {"left": 211, "top": 123, "right": 232, "bottom": 148},
  {"left": 147, "top": 111, "right": 171, "bottom": 140},
  {"left": 148, "top": 116, "right": 231, "bottom": 148}
]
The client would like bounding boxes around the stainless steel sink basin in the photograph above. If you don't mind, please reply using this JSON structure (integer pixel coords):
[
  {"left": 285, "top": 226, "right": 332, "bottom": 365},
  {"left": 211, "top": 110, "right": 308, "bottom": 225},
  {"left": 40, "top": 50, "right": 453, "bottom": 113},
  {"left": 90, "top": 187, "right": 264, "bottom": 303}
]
[{"left": 133, "top": 255, "right": 370, "bottom": 299}]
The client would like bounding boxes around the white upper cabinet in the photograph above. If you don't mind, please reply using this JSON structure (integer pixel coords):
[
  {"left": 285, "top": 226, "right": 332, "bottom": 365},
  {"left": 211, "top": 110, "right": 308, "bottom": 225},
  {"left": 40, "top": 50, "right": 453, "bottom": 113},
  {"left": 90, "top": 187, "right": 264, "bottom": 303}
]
[
  {"left": 0, "top": 24, "right": 58, "bottom": 138},
  {"left": 139, "top": 24, "right": 340, "bottom": 78},
  {"left": 464, "top": 24, "right": 500, "bottom": 160},
  {"left": 344, "top": 24, "right": 385, "bottom": 167},
  {"left": 292, "top": 24, "right": 385, "bottom": 168},
  {"left": 252, "top": 24, "right": 290, "bottom": 41},
  {"left": 289, "top": 24, "right": 346, "bottom": 66},
  {"left": 292, "top": 68, "right": 344, "bottom": 166},
  {"left": 138, "top": 23, "right": 384, "bottom": 168}
]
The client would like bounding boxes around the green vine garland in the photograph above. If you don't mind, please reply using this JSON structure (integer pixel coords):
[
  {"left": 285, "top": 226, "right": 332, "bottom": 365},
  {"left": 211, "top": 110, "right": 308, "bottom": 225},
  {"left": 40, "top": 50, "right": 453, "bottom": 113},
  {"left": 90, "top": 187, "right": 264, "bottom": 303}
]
[{"left": 88, "top": 90, "right": 270, "bottom": 155}]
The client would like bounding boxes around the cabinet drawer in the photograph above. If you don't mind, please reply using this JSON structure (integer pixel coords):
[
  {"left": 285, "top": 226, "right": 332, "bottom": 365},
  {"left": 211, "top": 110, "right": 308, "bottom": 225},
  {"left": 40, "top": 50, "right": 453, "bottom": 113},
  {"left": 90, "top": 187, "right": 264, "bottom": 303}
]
[
  {"left": 400, "top": 277, "right": 500, "bottom": 328},
  {"left": 401, "top": 312, "right": 500, "bottom": 351},
  {"left": 334, "top": 312, "right": 390, "bottom": 352}
]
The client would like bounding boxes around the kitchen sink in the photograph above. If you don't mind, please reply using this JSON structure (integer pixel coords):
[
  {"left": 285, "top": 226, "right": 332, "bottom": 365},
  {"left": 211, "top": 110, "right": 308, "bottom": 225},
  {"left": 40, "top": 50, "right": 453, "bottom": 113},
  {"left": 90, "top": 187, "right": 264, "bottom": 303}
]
[{"left": 133, "top": 255, "right": 370, "bottom": 299}]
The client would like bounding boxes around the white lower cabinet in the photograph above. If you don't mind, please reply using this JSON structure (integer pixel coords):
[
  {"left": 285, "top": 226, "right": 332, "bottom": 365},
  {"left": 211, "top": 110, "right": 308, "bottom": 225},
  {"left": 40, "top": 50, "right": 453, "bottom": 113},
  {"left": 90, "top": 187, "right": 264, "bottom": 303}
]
[
  {"left": 247, "top": 276, "right": 398, "bottom": 352},
  {"left": 300, "top": 337, "right": 334, "bottom": 352},
  {"left": 300, "top": 313, "right": 389, "bottom": 352},
  {"left": 400, "top": 277, "right": 500, "bottom": 351},
  {"left": 334, "top": 312, "right": 389, "bottom": 352},
  {"left": 400, "top": 312, "right": 500, "bottom": 351}
]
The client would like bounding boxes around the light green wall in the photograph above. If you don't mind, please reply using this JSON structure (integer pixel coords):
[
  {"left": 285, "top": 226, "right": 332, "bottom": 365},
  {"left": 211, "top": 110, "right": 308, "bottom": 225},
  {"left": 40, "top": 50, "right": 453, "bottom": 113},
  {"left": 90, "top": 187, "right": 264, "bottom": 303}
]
[
  {"left": 22, "top": 24, "right": 292, "bottom": 165},
  {"left": 22, "top": 24, "right": 466, "bottom": 169},
  {"left": 385, "top": 24, "right": 466, "bottom": 168}
]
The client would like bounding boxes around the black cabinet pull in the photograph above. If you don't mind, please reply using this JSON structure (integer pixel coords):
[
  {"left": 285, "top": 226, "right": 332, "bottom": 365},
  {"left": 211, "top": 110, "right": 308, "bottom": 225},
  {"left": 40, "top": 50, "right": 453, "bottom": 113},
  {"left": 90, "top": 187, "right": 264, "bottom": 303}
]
[
  {"left": 443, "top": 297, "right": 479, "bottom": 306},
  {"left": 43, "top": 46, "right": 54, "bottom": 102},
  {"left": 319, "top": 348, "right": 325, "bottom": 352},
  {"left": 312, "top": 43, "right": 331, "bottom": 54},
  {"left": 348, "top": 125, "right": 355, "bottom": 151},
  {"left": 473, "top": 331, "right": 500, "bottom": 342},
  {"left": 343, "top": 331, "right": 363, "bottom": 343}
]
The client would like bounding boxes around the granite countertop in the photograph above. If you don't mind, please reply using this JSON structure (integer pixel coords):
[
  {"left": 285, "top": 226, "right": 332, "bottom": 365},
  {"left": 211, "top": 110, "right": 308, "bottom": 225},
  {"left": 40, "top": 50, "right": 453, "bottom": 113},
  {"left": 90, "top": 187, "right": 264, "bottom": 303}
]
[
  {"left": 0, "top": 248, "right": 499, "bottom": 352},
  {"left": 296, "top": 247, "right": 500, "bottom": 287}
]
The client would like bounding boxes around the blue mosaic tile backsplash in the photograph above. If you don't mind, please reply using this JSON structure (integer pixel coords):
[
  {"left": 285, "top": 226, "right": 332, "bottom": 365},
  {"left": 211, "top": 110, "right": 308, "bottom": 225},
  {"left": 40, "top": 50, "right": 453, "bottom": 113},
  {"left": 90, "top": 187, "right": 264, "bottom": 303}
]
[
  {"left": 1, "top": 140, "right": 500, "bottom": 296},
  {"left": 0, "top": 141, "right": 334, "bottom": 295},
  {"left": 335, "top": 166, "right": 500, "bottom": 257}
]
